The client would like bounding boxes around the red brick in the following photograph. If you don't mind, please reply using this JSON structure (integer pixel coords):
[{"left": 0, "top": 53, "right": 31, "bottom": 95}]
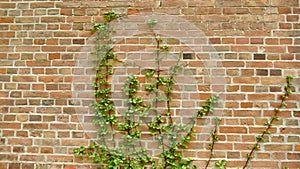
[
  {"left": 127, "top": 8, "right": 139, "bottom": 15},
  {"left": 272, "top": 152, "right": 286, "bottom": 160},
  {"left": 251, "top": 38, "right": 264, "bottom": 44},
  {"left": 280, "top": 38, "right": 293, "bottom": 44},
  {"left": 280, "top": 128, "right": 300, "bottom": 135},
  {"left": 215, "top": 0, "right": 242, "bottom": 7},
  {"left": 248, "top": 94, "right": 275, "bottom": 100},
  {"left": 233, "top": 110, "right": 261, "bottom": 117},
  {"left": 0, "top": 3, "right": 16, "bottom": 8},
  {"left": 0, "top": 17, "right": 14, "bottom": 23},
  {"left": 50, "top": 92, "right": 72, "bottom": 98},
  {"left": 251, "top": 161, "right": 279, "bottom": 168},
  {"left": 12, "top": 76, "right": 36, "bottom": 82},
  {"left": 244, "top": 0, "right": 270, "bottom": 6},
  {"left": 271, "top": 0, "right": 299, "bottom": 6},
  {"left": 67, "top": 16, "right": 91, "bottom": 23},
  {"left": 52, "top": 60, "right": 76, "bottom": 66},
  {"left": 222, "top": 61, "right": 244, "bottom": 67},
  {"left": 236, "top": 8, "right": 249, "bottom": 14},
  {"left": 0, "top": 32, "right": 15, "bottom": 38},
  {"left": 23, "top": 91, "right": 48, "bottom": 98},
  {"left": 231, "top": 46, "right": 257, "bottom": 52},
  {"left": 39, "top": 76, "right": 63, "bottom": 82},
  {"left": 288, "top": 46, "right": 300, "bottom": 53},
  {"left": 278, "top": 8, "right": 292, "bottom": 14},
  {"left": 244, "top": 30, "right": 271, "bottom": 36},
  {"left": 274, "top": 30, "right": 300, "bottom": 37},
  {"left": 0, "top": 163, "right": 7, "bottom": 169},
  {"left": 223, "top": 8, "right": 235, "bottom": 14},
  {"left": 8, "top": 138, "right": 32, "bottom": 145},
  {"left": 233, "top": 77, "right": 259, "bottom": 84},
  {"left": 188, "top": 0, "right": 214, "bottom": 6},
  {"left": 274, "top": 61, "right": 300, "bottom": 68},
  {"left": 15, "top": 17, "right": 39, "bottom": 23},
  {"left": 0, "top": 122, "right": 20, "bottom": 129},
  {"left": 0, "top": 39, "right": 9, "bottom": 45},
  {"left": 134, "top": 0, "right": 160, "bottom": 7},
  {"left": 265, "top": 144, "right": 293, "bottom": 151},
  {"left": 20, "top": 155, "right": 44, "bottom": 162},
  {"left": 293, "top": 8, "right": 300, "bottom": 14},
  {"left": 287, "top": 153, "right": 300, "bottom": 160},
  {"left": 30, "top": 2, "right": 54, "bottom": 8},
  {"left": 282, "top": 162, "right": 300, "bottom": 168},
  {"left": 220, "top": 126, "right": 247, "bottom": 133},
  {"left": 41, "top": 17, "right": 65, "bottom": 23},
  {"left": 42, "top": 46, "right": 66, "bottom": 52},
  {"left": 26, "top": 61, "right": 50, "bottom": 67},
  {"left": 16, "top": 46, "right": 40, "bottom": 52},
  {"left": 236, "top": 38, "right": 249, "bottom": 44},
  {"left": 54, "top": 31, "right": 78, "bottom": 37},
  {"left": 246, "top": 61, "right": 273, "bottom": 68}
]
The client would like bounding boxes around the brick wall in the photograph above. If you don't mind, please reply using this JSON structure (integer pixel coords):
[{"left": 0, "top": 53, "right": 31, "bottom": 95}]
[{"left": 0, "top": 0, "right": 299, "bottom": 168}]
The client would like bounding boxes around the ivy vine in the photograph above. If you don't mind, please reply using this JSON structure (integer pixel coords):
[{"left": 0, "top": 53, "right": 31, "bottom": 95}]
[
  {"left": 74, "top": 12, "right": 294, "bottom": 169},
  {"left": 242, "top": 75, "right": 294, "bottom": 169}
]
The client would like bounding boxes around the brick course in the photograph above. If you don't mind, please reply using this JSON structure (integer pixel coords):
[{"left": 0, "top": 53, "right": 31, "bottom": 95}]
[{"left": 0, "top": 0, "right": 299, "bottom": 168}]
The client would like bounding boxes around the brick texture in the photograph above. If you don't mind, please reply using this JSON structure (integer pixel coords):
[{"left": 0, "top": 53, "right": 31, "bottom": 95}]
[{"left": 0, "top": 0, "right": 299, "bottom": 168}]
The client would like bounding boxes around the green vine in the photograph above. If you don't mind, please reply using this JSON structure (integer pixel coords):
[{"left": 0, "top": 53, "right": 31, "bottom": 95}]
[
  {"left": 205, "top": 117, "right": 222, "bottom": 169},
  {"left": 144, "top": 23, "right": 194, "bottom": 168},
  {"left": 92, "top": 12, "right": 119, "bottom": 144},
  {"left": 74, "top": 12, "right": 295, "bottom": 169},
  {"left": 242, "top": 76, "right": 294, "bottom": 169}
]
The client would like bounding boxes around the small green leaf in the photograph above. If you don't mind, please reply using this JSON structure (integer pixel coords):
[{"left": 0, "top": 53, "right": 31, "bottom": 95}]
[
  {"left": 264, "top": 122, "right": 272, "bottom": 127},
  {"left": 274, "top": 108, "right": 281, "bottom": 113},
  {"left": 272, "top": 116, "right": 279, "bottom": 121}
]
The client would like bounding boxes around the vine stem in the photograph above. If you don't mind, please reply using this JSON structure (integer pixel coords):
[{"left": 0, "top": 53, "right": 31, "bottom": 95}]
[
  {"left": 205, "top": 119, "right": 221, "bottom": 169},
  {"left": 166, "top": 56, "right": 182, "bottom": 124},
  {"left": 242, "top": 77, "right": 293, "bottom": 169},
  {"left": 165, "top": 96, "right": 218, "bottom": 166},
  {"left": 154, "top": 33, "right": 168, "bottom": 168}
]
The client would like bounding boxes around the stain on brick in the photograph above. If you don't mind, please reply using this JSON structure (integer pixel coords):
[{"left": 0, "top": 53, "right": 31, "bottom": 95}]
[{"left": 254, "top": 54, "right": 266, "bottom": 60}]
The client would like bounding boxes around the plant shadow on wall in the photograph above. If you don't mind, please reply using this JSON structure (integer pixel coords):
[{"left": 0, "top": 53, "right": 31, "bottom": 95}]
[{"left": 74, "top": 12, "right": 294, "bottom": 169}]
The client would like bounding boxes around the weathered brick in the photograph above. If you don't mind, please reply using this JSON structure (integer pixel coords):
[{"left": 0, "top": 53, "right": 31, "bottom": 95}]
[
  {"left": 66, "top": 16, "right": 91, "bottom": 23},
  {"left": 215, "top": 0, "right": 242, "bottom": 7},
  {"left": 30, "top": 2, "right": 54, "bottom": 8},
  {"left": 265, "top": 144, "right": 293, "bottom": 151},
  {"left": 244, "top": 0, "right": 270, "bottom": 6},
  {"left": 271, "top": 0, "right": 298, "bottom": 6},
  {"left": 23, "top": 91, "right": 48, "bottom": 98},
  {"left": 12, "top": 76, "right": 37, "bottom": 82},
  {"left": 220, "top": 126, "right": 247, "bottom": 133},
  {"left": 251, "top": 161, "right": 279, "bottom": 168},
  {"left": 0, "top": 32, "right": 15, "bottom": 38},
  {"left": 41, "top": 17, "right": 65, "bottom": 23}
]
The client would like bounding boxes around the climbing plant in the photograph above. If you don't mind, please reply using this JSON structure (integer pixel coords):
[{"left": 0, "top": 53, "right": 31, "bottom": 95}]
[{"left": 74, "top": 12, "right": 294, "bottom": 169}]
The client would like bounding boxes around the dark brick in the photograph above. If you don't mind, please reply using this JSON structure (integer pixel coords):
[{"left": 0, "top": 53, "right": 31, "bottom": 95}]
[
  {"left": 270, "top": 69, "right": 282, "bottom": 76},
  {"left": 256, "top": 69, "right": 268, "bottom": 76},
  {"left": 254, "top": 54, "right": 266, "bottom": 60}
]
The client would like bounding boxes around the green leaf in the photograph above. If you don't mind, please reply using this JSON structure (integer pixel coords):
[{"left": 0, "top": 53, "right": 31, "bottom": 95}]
[
  {"left": 264, "top": 121, "right": 272, "bottom": 127},
  {"left": 256, "top": 135, "right": 264, "bottom": 142},
  {"left": 286, "top": 75, "right": 293, "bottom": 81},
  {"left": 274, "top": 108, "right": 281, "bottom": 113},
  {"left": 272, "top": 116, "right": 279, "bottom": 121}
]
